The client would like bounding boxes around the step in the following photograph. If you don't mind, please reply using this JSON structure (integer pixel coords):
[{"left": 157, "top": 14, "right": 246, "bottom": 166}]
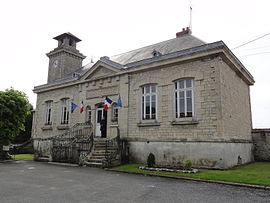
[
  {"left": 94, "top": 139, "right": 108, "bottom": 142},
  {"left": 85, "top": 162, "right": 103, "bottom": 167},
  {"left": 92, "top": 154, "right": 111, "bottom": 158},
  {"left": 90, "top": 155, "right": 105, "bottom": 159},
  {"left": 94, "top": 143, "right": 107, "bottom": 146},
  {"left": 94, "top": 147, "right": 116, "bottom": 151},
  {"left": 93, "top": 149, "right": 116, "bottom": 153},
  {"left": 88, "top": 158, "right": 104, "bottom": 163},
  {"left": 94, "top": 144, "right": 116, "bottom": 147}
]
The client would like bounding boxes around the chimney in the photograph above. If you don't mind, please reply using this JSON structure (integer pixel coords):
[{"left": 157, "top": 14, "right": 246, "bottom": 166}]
[{"left": 176, "top": 27, "right": 191, "bottom": 38}]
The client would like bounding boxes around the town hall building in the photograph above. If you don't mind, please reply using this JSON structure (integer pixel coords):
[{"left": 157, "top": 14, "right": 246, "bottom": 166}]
[{"left": 32, "top": 28, "right": 255, "bottom": 169}]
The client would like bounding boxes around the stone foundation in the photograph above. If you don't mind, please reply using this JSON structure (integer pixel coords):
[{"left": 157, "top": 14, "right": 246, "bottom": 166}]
[
  {"left": 33, "top": 139, "right": 53, "bottom": 161},
  {"left": 128, "top": 141, "right": 254, "bottom": 169}
]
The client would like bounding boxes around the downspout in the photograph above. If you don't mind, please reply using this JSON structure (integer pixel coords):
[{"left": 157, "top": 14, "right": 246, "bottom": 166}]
[
  {"left": 126, "top": 74, "right": 131, "bottom": 162},
  {"left": 127, "top": 75, "right": 131, "bottom": 139}
]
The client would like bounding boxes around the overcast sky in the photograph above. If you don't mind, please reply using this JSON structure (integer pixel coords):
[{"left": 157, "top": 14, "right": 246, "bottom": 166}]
[{"left": 0, "top": 0, "right": 269, "bottom": 128}]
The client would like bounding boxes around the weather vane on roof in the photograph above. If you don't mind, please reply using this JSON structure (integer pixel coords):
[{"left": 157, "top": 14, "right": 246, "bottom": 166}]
[{"left": 189, "top": 6, "right": 193, "bottom": 34}]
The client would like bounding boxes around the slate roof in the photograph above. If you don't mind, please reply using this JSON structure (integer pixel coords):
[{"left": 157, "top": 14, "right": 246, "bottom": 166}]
[{"left": 110, "top": 34, "right": 205, "bottom": 65}]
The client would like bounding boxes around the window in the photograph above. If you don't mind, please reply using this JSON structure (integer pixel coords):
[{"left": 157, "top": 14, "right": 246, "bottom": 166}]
[
  {"left": 45, "top": 101, "right": 53, "bottom": 125},
  {"left": 175, "top": 79, "right": 194, "bottom": 119},
  {"left": 85, "top": 106, "right": 91, "bottom": 124},
  {"left": 141, "top": 84, "right": 157, "bottom": 120},
  {"left": 61, "top": 98, "right": 69, "bottom": 124},
  {"left": 69, "top": 39, "right": 74, "bottom": 46},
  {"left": 112, "top": 103, "right": 119, "bottom": 123}
]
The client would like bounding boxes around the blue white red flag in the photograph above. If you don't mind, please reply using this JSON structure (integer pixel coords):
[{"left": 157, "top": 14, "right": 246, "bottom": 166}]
[
  {"left": 80, "top": 101, "right": 84, "bottom": 113},
  {"left": 115, "top": 95, "right": 122, "bottom": 107},
  {"left": 71, "top": 102, "right": 77, "bottom": 113},
  {"left": 104, "top": 96, "right": 113, "bottom": 111}
]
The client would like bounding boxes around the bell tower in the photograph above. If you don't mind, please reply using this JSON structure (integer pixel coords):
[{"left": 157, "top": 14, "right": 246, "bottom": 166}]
[{"left": 46, "top": 33, "right": 86, "bottom": 83}]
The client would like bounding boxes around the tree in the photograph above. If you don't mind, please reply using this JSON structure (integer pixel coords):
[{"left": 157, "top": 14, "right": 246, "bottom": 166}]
[
  {"left": 13, "top": 104, "right": 33, "bottom": 144},
  {"left": 0, "top": 88, "right": 31, "bottom": 159}
]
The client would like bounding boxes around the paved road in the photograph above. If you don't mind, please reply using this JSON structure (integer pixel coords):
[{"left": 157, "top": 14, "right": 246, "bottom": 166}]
[{"left": 0, "top": 160, "right": 269, "bottom": 203}]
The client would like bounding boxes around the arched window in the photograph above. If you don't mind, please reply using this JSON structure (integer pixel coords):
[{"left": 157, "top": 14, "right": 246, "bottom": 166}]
[
  {"left": 141, "top": 84, "right": 157, "bottom": 120},
  {"left": 174, "top": 79, "right": 194, "bottom": 119},
  {"left": 60, "top": 98, "right": 69, "bottom": 124},
  {"left": 85, "top": 106, "right": 91, "bottom": 124}
]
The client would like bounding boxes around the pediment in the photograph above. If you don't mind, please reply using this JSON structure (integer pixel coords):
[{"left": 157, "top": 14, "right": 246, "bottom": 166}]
[
  {"left": 85, "top": 66, "right": 116, "bottom": 80},
  {"left": 81, "top": 61, "right": 121, "bottom": 81}
]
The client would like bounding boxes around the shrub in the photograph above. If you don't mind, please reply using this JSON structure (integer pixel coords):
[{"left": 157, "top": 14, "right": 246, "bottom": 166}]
[
  {"left": 147, "top": 153, "right": 155, "bottom": 167},
  {"left": 184, "top": 160, "right": 192, "bottom": 170}
]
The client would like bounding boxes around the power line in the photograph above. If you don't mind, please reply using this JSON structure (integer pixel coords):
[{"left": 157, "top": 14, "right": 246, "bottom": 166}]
[
  {"left": 235, "top": 45, "right": 270, "bottom": 52},
  {"left": 232, "top": 32, "right": 270, "bottom": 50},
  {"left": 239, "top": 51, "right": 270, "bottom": 57}
]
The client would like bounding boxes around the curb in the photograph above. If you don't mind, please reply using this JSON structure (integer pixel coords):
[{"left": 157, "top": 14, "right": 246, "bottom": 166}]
[
  {"left": 0, "top": 159, "right": 15, "bottom": 163},
  {"left": 107, "top": 169, "right": 270, "bottom": 190}
]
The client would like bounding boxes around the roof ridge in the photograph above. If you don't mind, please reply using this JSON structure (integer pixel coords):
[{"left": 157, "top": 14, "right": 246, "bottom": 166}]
[{"left": 111, "top": 34, "right": 204, "bottom": 59}]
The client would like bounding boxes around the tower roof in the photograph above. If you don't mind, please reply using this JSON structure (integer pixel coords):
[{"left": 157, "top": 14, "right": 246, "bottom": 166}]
[{"left": 53, "top": 32, "right": 81, "bottom": 42}]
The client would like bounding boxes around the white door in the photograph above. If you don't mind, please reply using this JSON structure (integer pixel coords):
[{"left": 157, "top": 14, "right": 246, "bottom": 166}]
[{"left": 95, "top": 108, "right": 103, "bottom": 137}]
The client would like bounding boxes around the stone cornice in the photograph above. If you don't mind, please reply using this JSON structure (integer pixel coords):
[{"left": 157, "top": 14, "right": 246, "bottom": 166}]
[{"left": 46, "top": 47, "right": 86, "bottom": 59}]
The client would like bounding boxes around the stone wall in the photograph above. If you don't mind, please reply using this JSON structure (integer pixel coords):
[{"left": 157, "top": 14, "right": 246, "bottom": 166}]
[
  {"left": 33, "top": 139, "right": 53, "bottom": 161},
  {"left": 127, "top": 57, "right": 221, "bottom": 141},
  {"left": 252, "top": 129, "right": 270, "bottom": 161},
  {"left": 128, "top": 141, "right": 253, "bottom": 169},
  {"left": 218, "top": 58, "right": 253, "bottom": 140},
  {"left": 33, "top": 66, "right": 129, "bottom": 140}
]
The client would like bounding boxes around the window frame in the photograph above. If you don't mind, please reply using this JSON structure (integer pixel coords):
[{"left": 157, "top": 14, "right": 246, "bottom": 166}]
[
  {"left": 45, "top": 100, "right": 53, "bottom": 125},
  {"left": 85, "top": 106, "right": 92, "bottom": 124},
  {"left": 174, "top": 79, "right": 195, "bottom": 121},
  {"left": 141, "top": 84, "right": 158, "bottom": 121},
  {"left": 60, "top": 98, "right": 70, "bottom": 125},
  {"left": 111, "top": 103, "right": 119, "bottom": 123}
]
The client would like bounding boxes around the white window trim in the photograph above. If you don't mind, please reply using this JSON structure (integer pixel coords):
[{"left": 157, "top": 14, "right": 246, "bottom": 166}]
[
  {"left": 60, "top": 98, "right": 70, "bottom": 125},
  {"left": 140, "top": 84, "right": 158, "bottom": 122},
  {"left": 85, "top": 106, "right": 92, "bottom": 123},
  {"left": 45, "top": 101, "right": 53, "bottom": 125},
  {"left": 174, "top": 79, "right": 195, "bottom": 121},
  {"left": 111, "top": 103, "right": 119, "bottom": 123}
]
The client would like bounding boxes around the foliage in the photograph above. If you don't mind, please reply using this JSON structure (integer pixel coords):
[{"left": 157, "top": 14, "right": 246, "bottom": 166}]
[
  {"left": 13, "top": 104, "right": 33, "bottom": 143},
  {"left": 0, "top": 88, "right": 31, "bottom": 159},
  {"left": 147, "top": 153, "right": 155, "bottom": 167},
  {"left": 184, "top": 160, "right": 192, "bottom": 170},
  {"left": 113, "top": 162, "right": 270, "bottom": 186}
]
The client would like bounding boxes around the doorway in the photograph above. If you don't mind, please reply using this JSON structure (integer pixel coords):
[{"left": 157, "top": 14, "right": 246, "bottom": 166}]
[{"left": 95, "top": 106, "right": 107, "bottom": 137}]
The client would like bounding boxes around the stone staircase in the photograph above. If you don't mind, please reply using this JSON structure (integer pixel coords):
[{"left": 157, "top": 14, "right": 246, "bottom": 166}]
[{"left": 85, "top": 138, "right": 121, "bottom": 168}]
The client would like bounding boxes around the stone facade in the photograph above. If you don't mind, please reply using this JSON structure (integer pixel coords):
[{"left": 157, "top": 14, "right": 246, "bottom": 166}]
[{"left": 32, "top": 30, "right": 255, "bottom": 168}]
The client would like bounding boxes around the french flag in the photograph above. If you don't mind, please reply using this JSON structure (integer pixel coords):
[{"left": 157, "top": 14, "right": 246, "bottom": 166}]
[
  {"left": 80, "top": 101, "right": 84, "bottom": 113},
  {"left": 104, "top": 97, "right": 113, "bottom": 111}
]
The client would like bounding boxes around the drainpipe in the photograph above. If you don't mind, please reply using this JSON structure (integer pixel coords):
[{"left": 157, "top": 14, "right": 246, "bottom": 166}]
[{"left": 127, "top": 75, "right": 131, "bottom": 139}]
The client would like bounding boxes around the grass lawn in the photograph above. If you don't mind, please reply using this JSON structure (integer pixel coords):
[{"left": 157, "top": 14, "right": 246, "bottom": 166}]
[
  {"left": 12, "top": 154, "right": 34, "bottom": 160},
  {"left": 113, "top": 162, "right": 270, "bottom": 186}
]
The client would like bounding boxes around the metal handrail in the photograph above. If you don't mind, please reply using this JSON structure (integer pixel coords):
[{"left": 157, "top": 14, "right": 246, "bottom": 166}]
[
  {"left": 50, "top": 122, "right": 94, "bottom": 163},
  {"left": 104, "top": 127, "right": 121, "bottom": 167}
]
